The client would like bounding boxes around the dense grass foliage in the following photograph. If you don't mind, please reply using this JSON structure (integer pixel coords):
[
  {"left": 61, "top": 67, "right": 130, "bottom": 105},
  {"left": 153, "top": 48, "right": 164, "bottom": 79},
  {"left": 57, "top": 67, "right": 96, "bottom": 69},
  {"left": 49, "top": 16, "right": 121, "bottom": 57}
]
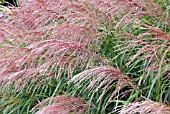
[{"left": 0, "top": 0, "right": 170, "bottom": 114}]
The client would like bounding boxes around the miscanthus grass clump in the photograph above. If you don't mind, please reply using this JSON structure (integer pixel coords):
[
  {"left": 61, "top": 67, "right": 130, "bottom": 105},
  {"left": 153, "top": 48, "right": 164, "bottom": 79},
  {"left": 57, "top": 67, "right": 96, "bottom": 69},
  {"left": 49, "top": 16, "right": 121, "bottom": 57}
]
[{"left": 0, "top": 0, "right": 169, "bottom": 113}]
